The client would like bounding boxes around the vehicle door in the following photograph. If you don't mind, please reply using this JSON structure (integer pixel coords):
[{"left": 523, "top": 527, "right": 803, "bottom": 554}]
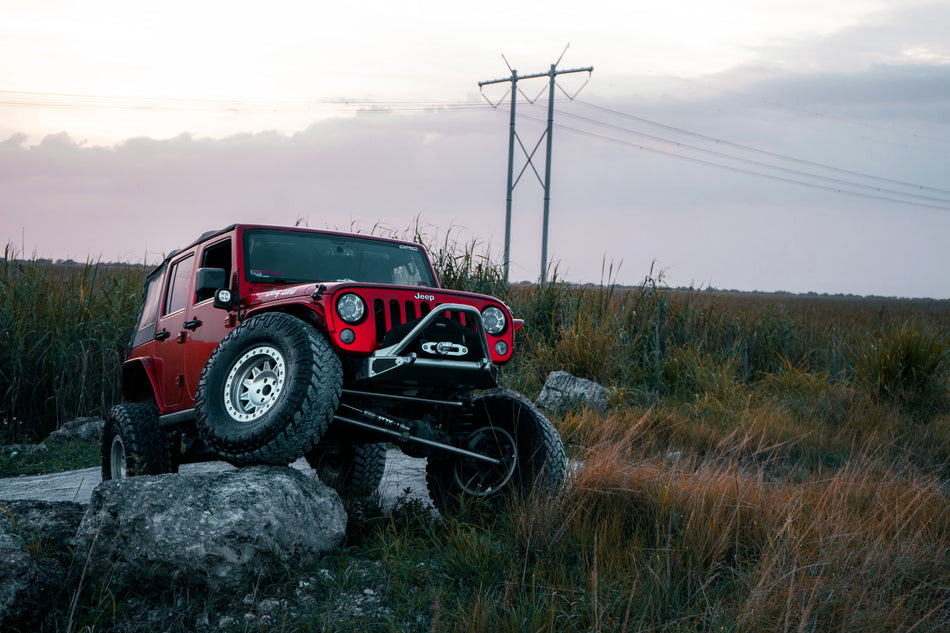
[
  {"left": 182, "top": 237, "right": 236, "bottom": 405},
  {"left": 154, "top": 251, "right": 195, "bottom": 409}
]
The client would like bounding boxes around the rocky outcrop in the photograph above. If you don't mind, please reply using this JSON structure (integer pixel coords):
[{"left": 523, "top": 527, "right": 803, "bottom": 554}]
[
  {"left": 1, "top": 466, "right": 348, "bottom": 628},
  {"left": 74, "top": 465, "right": 347, "bottom": 592},
  {"left": 0, "top": 499, "right": 86, "bottom": 552},
  {"left": 46, "top": 417, "right": 104, "bottom": 443},
  {"left": 0, "top": 532, "right": 65, "bottom": 631},
  {"left": 0, "top": 500, "right": 85, "bottom": 630},
  {"left": 536, "top": 370, "right": 609, "bottom": 414}
]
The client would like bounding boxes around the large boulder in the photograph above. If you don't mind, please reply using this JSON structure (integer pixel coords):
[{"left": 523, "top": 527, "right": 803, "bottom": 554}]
[
  {"left": 0, "top": 500, "right": 86, "bottom": 552},
  {"left": 46, "top": 416, "right": 104, "bottom": 443},
  {"left": 0, "top": 501, "right": 83, "bottom": 631},
  {"left": 536, "top": 370, "right": 609, "bottom": 414},
  {"left": 0, "top": 532, "right": 64, "bottom": 631},
  {"left": 74, "top": 466, "right": 347, "bottom": 591}
]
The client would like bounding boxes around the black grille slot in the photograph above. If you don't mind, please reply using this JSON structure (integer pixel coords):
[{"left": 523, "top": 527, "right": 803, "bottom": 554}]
[
  {"left": 373, "top": 299, "right": 386, "bottom": 343},
  {"left": 389, "top": 300, "right": 402, "bottom": 328},
  {"left": 405, "top": 302, "right": 417, "bottom": 321}
]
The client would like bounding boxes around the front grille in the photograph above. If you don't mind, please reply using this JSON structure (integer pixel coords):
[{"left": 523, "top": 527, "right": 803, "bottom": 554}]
[{"left": 372, "top": 298, "right": 472, "bottom": 343}]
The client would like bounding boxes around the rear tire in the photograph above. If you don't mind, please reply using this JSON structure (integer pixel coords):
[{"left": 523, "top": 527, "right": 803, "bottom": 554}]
[
  {"left": 195, "top": 312, "right": 343, "bottom": 466},
  {"left": 101, "top": 403, "right": 172, "bottom": 480},
  {"left": 306, "top": 443, "right": 387, "bottom": 496},
  {"left": 426, "top": 389, "right": 566, "bottom": 514}
]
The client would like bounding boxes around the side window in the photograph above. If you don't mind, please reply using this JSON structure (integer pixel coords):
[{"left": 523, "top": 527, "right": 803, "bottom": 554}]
[
  {"left": 163, "top": 254, "right": 195, "bottom": 316},
  {"left": 197, "top": 239, "right": 232, "bottom": 302},
  {"left": 130, "top": 270, "right": 164, "bottom": 348},
  {"left": 202, "top": 239, "right": 232, "bottom": 277}
]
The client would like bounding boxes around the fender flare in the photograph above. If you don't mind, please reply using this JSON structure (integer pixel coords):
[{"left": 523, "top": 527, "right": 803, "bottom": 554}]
[{"left": 121, "top": 357, "right": 163, "bottom": 406}]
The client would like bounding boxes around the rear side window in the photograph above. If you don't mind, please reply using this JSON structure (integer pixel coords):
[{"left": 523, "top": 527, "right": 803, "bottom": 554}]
[
  {"left": 130, "top": 268, "right": 164, "bottom": 348},
  {"left": 163, "top": 255, "right": 195, "bottom": 316}
]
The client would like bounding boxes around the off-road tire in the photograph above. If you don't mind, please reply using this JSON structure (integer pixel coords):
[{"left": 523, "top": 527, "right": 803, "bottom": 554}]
[
  {"left": 306, "top": 442, "right": 387, "bottom": 496},
  {"left": 426, "top": 389, "right": 567, "bottom": 514},
  {"left": 195, "top": 312, "right": 343, "bottom": 465},
  {"left": 101, "top": 403, "right": 172, "bottom": 480}
]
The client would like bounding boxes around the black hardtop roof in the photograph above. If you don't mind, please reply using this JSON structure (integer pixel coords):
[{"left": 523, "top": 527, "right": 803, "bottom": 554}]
[{"left": 148, "top": 223, "right": 428, "bottom": 278}]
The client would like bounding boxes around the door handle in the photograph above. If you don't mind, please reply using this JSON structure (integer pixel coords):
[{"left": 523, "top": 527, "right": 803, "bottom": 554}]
[
  {"left": 155, "top": 329, "right": 170, "bottom": 341},
  {"left": 183, "top": 319, "right": 202, "bottom": 331}
]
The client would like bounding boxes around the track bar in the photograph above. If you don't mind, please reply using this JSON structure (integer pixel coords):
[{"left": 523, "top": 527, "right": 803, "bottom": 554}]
[{"left": 333, "top": 414, "right": 502, "bottom": 466}]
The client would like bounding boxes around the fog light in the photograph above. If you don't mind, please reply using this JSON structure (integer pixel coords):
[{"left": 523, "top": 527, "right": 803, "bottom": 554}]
[
  {"left": 495, "top": 340, "right": 508, "bottom": 355},
  {"left": 340, "top": 328, "right": 356, "bottom": 344}
]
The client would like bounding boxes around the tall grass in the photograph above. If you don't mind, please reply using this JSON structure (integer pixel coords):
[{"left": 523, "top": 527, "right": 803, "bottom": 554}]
[
  {"left": 0, "top": 247, "right": 146, "bottom": 442},
  {"left": 851, "top": 324, "right": 949, "bottom": 417},
  {"left": 502, "top": 266, "right": 950, "bottom": 425}
]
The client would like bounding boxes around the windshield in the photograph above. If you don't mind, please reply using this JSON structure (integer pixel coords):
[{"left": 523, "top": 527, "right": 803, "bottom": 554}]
[{"left": 243, "top": 229, "right": 436, "bottom": 287}]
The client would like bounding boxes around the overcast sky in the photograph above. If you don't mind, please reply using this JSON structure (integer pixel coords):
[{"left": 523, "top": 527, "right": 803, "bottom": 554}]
[{"left": 1, "top": 0, "right": 949, "bottom": 298}]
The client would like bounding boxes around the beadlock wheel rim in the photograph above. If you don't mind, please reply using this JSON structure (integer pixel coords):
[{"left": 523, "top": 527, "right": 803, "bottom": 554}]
[
  {"left": 223, "top": 344, "right": 287, "bottom": 423},
  {"left": 453, "top": 426, "right": 517, "bottom": 497},
  {"left": 110, "top": 434, "right": 127, "bottom": 479}
]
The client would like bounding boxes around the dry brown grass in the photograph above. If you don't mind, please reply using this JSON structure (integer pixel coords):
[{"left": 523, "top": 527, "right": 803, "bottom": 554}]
[{"left": 469, "top": 409, "right": 950, "bottom": 632}]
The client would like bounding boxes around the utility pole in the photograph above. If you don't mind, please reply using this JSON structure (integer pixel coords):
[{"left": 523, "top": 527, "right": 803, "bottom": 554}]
[{"left": 480, "top": 55, "right": 592, "bottom": 283}]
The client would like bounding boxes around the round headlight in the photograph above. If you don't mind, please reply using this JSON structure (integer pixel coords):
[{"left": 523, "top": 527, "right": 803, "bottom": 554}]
[
  {"left": 336, "top": 293, "right": 366, "bottom": 324},
  {"left": 482, "top": 306, "right": 506, "bottom": 335}
]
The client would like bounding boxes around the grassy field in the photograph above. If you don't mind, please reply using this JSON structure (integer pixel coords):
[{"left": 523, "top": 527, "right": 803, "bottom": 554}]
[{"left": 2, "top": 237, "right": 949, "bottom": 631}]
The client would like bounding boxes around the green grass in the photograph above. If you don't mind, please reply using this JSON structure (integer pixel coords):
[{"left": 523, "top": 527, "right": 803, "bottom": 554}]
[
  {"left": 0, "top": 440, "right": 101, "bottom": 477},
  {"left": 0, "top": 247, "right": 147, "bottom": 443}
]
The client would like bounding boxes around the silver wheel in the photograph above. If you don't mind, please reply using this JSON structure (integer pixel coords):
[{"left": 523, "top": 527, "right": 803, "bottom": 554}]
[
  {"left": 223, "top": 345, "right": 286, "bottom": 423},
  {"left": 109, "top": 434, "right": 127, "bottom": 479},
  {"left": 453, "top": 426, "right": 518, "bottom": 497}
]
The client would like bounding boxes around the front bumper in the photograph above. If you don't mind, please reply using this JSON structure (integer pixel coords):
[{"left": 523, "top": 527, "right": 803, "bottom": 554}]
[{"left": 355, "top": 304, "right": 499, "bottom": 389}]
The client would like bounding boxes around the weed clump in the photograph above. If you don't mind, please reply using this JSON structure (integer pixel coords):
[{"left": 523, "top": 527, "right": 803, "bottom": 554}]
[{"left": 851, "top": 324, "right": 950, "bottom": 418}]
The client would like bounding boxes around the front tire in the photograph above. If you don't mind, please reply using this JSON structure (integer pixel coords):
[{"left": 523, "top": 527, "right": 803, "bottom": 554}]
[
  {"left": 101, "top": 403, "right": 172, "bottom": 480},
  {"left": 195, "top": 312, "right": 343, "bottom": 465},
  {"left": 426, "top": 389, "right": 567, "bottom": 514}
]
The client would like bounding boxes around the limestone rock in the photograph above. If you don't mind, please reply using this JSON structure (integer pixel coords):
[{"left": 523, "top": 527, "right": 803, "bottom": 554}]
[
  {"left": 75, "top": 465, "right": 347, "bottom": 591},
  {"left": 46, "top": 417, "right": 104, "bottom": 443},
  {"left": 0, "top": 532, "right": 63, "bottom": 631},
  {"left": 536, "top": 370, "right": 608, "bottom": 414},
  {"left": 0, "top": 500, "right": 85, "bottom": 553}
]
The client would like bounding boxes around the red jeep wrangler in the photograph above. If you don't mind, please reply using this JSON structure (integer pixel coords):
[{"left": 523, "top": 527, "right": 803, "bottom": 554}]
[{"left": 103, "top": 224, "right": 565, "bottom": 512}]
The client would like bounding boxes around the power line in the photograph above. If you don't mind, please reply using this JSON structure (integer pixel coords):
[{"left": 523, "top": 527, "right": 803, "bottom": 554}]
[
  {"left": 512, "top": 109, "right": 950, "bottom": 212},
  {"left": 671, "top": 76, "right": 950, "bottom": 153},
  {"left": 570, "top": 99, "right": 950, "bottom": 197},
  {"left": 543, "top": 104, "right": 950, "bottom": 206}
]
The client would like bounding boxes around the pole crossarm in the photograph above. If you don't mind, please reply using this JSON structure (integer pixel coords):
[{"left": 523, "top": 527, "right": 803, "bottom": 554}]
[
  {"left": 479, "top": 60, "right": 593, "bottom": 283},
  {"left": 479, "top": 66, "right": 593, "bottom": 87}
]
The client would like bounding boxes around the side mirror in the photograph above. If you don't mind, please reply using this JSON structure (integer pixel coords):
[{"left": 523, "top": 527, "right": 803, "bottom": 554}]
[
  {"left": 195, "top": 268, "right": 235, "bottom": 310},
  {"left": 196, "top": 268, "right": 226, "bottom": 299},
  {"left": 213, "top": 287, "right": 238, "bottom": 311}
]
